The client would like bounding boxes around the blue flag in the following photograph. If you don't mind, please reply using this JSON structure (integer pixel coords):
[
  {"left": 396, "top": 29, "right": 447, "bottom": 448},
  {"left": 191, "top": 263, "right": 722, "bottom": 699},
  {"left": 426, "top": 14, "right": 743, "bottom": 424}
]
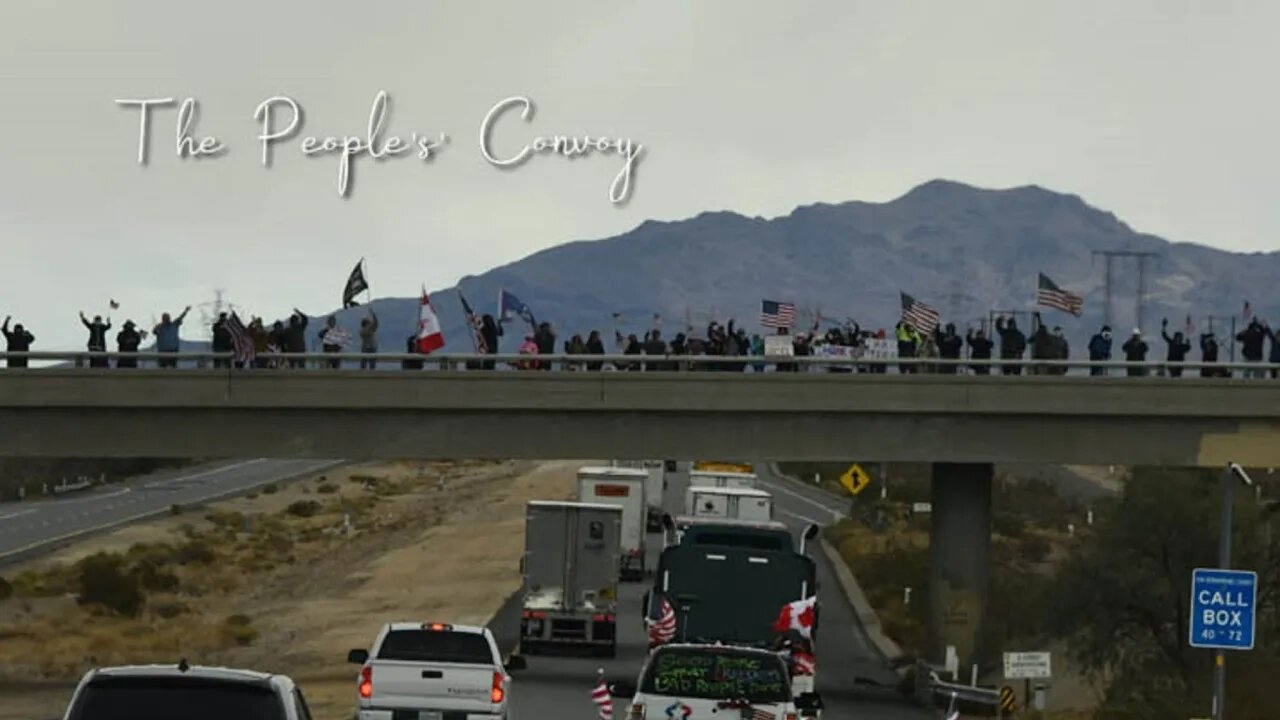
[{"left": 498, "top": 289, "right": 536, "bottom": 328}]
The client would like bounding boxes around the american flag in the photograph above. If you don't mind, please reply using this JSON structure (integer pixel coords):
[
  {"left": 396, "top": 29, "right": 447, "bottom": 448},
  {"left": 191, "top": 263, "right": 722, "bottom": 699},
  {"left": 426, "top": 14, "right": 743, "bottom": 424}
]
[
  {"left": 1036, "top": 273, "right": 1083, "bottom": 316},
  {"left": 226, "top": 312, "right": 255, "bottom": 366},
  {"left": 458, "top": 291, "right": 487, "bottom": 353},
  {"left": 760, "top": 300, "right": 796, "bottom": 329},
  {"left": 648, "top": 595, "right": 677, "bottom": 645},
  {"left": 591, "top": 670, "right": 613, "bottom": 720},
  {"left": 899, "top": 292, "right": 940, "bottom": 334},
  {"left": 751, "top": 708, "right": 776, "bottom": 720}
]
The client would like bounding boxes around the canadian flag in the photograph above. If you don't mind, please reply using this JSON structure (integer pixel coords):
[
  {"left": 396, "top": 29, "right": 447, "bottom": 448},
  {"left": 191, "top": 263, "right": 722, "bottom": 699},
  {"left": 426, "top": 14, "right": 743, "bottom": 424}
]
[
  {"left": 772, "top": 597, "right": 817, "bottom": 639},
  {"left": 417, "top": 288, "right": 445, "bottom": 354}
]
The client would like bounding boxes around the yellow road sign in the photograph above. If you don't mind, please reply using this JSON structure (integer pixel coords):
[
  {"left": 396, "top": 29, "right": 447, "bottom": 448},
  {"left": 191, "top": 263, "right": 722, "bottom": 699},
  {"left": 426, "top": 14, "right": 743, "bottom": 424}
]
[
  {"left": 999, "top": 685, "right": 1016, "bottom": 711},
  {"left": 839, "top": 463, "right": 871, "bottom": 495}
]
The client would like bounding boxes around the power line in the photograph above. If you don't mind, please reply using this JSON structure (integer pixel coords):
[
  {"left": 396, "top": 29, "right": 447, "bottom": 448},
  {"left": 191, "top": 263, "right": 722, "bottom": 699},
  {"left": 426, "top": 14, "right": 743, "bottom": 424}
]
[{"left": 1092, "top": 251, "right": 1159, "bottom": 330}]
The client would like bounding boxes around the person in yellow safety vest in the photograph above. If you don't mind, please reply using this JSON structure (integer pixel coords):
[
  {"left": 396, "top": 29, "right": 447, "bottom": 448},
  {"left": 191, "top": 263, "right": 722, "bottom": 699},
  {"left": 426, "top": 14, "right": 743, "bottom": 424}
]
[{"left": 895, "top": 321, "right": 921, "bottom": 374}]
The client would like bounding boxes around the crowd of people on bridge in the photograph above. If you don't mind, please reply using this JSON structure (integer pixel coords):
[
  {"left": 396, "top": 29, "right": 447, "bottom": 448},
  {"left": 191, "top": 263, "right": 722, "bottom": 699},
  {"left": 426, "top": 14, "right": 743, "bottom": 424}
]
[{"left": 3, "top": 305, "right": 1280, "bottom": 378}]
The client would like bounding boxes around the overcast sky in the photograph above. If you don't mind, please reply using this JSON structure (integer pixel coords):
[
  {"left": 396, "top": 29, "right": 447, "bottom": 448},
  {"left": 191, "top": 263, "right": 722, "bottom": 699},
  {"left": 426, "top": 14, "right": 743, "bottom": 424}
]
[{"left": 1, "top": 0, "right": 1276, "bottom": 349}]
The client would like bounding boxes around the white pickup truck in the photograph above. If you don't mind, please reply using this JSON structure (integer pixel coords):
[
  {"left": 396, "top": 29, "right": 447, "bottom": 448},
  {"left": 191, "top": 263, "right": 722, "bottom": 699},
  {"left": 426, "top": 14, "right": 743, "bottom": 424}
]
[
  {"left": 61, "top": 661, "right": 314, "bottom": 720},
  {"left": 348, "top": 622, "right": 524, "bottom": 720}
]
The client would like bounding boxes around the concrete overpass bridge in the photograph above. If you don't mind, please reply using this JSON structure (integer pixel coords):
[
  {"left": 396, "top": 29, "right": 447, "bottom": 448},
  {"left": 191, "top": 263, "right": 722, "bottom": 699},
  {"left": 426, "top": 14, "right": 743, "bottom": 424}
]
[
  {"left": 1, "top": 352, "right": 1278, "bottom": 466},
  {"left": 5, "top": 350, "right": 1279, "bottom": 677}
]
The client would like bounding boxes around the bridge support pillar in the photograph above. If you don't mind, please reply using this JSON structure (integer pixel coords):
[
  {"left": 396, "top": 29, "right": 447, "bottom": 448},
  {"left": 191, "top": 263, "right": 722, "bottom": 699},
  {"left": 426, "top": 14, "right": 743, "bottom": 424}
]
[{"left": 927, "top": 462, "right": 992, "bottom": 671}]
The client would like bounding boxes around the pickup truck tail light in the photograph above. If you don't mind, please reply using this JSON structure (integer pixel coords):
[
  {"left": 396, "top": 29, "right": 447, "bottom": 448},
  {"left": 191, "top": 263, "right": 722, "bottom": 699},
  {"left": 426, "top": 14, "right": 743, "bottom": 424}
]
[
  {"left": 628, "top": 702, "right": 645, "bottom": 720},
  {"left": 358, "top": 666, "right": 372, "bottom": 699},
  {"left": 592, "top": 614, "right": 615, "bottom": 623},
  {"left": 490, "top": 671, "right": 505, "bottom": 704},
  {"left": 785, "top": 713, "right": 798, "bottom": 720}
]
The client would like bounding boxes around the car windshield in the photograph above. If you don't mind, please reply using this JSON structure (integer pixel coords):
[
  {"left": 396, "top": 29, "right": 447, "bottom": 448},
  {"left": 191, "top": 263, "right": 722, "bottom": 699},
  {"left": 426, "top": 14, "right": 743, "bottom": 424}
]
[
  {"left": 639, "top": 647, "right": 791, "bottom": 704},
  {"left": 67, "top": 676, "right": 285, "bottom": 720},
  {"left": 377, "top": 629, "right": 493, "bottom": 664}
]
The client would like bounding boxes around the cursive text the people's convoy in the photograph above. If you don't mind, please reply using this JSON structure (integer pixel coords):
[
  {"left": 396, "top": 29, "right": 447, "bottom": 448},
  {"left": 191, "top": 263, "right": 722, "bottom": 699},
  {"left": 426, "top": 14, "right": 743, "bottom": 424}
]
[{"left": 114, "top": 92, "right": 644, "bottom": 203}]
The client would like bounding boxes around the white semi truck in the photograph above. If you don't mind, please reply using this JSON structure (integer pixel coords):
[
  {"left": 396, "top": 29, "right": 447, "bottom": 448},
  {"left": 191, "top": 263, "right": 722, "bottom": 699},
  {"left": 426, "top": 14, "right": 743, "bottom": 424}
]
[
  {"left": 683, "top": 486, "right": 774, "bottom": 523},
  {"left": 611, "top": 460, "right": 667, "bottom": 532},
  {"left": 687, "top": 469, "right": 758, "bottom": 490},
  {"left": 519, "top": 501, "right": 621, "bottom": 657},
  {"left": 577, "top": 466, "right": 649, "bottom": 580}
]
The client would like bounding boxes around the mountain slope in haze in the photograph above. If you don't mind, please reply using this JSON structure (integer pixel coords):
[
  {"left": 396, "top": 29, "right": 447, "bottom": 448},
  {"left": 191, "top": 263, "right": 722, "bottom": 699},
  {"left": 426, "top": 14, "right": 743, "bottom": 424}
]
[{"left": 312, "top": 179, "right": 1280, "bottom": 354}]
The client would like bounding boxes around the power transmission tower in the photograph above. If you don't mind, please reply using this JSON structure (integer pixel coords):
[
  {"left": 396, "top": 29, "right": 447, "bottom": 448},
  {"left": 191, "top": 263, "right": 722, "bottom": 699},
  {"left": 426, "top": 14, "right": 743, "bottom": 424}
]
[{"left": 1092, "top": 251, "right": 1159, "bottom": 330}]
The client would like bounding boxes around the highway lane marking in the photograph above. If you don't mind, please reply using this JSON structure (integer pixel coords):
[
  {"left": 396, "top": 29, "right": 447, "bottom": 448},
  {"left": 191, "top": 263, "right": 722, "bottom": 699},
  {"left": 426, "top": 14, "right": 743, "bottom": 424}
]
[
  {"left": 42, "top": 488, "right": 132, "bottom": 506},
  {"left": 0, "top": 459, "right": 347, "bottom": 564},
  {"left": 142, "top": 458, "right": 270, "bottom": 488},
  {"left": 777, "top": 508, "right": 825, "bottom": 526},
  {"left": 0, "top": 509, "right": 35, "bottom": 521},
  {"left": 757, "top": 478, "right": 846, "bottom": 520}
]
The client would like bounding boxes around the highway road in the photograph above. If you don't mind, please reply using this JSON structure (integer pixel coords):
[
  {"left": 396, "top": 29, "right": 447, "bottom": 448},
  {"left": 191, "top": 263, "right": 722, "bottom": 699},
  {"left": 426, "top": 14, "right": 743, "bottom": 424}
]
[
  {"left": 508, "top": 463, "right": 934, "bottom": 720},
  {"left": 0, "top": 458, "right": 342, "bottom": 564}
]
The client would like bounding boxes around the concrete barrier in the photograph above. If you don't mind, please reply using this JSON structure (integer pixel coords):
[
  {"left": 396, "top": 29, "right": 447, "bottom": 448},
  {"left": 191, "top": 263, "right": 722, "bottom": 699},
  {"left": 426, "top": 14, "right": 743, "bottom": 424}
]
[
  {"left": 818, "top": 537, "right": 904, "bottom": 664},
  {"left": 487, "top": 587, "right": 526, "bottom": 662}
]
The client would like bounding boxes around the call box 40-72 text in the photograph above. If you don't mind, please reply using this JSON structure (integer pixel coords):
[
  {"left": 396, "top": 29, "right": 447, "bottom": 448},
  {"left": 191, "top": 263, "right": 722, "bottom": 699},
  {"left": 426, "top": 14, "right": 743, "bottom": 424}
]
[{"left": 1189, "top": 568, "right": 1257, "bottom": 651}]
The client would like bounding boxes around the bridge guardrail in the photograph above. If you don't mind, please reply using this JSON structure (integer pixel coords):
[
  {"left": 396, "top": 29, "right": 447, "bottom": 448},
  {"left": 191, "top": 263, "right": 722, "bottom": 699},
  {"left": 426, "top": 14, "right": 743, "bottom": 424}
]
[
  {"left": 915, "top": 660, "right": 1007, "bottom": 717},
  {"left": 1, "top": 350, "right": 1279, "bottom": 376}
]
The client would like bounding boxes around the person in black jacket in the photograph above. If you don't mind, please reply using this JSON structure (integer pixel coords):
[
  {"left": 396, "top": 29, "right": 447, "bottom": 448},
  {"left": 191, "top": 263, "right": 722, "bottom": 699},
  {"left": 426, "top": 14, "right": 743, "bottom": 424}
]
[
  {"left": 402, "top": 334, "right": 424, "bottom": 370},
  {"left": 2, "top": 316, "right": 34, "bottom": 368},
  {"left": 534, "top": 322, "right": 556, "bottom": 370},
  {"left": 79, "top": 311, "right": 111, "bottom": 368},
  {"left": 284, "top": 310, "right": 308, "bottom": 368},
  {"left": 995, "top": 316, "right": 1027, "bottom": 375},
  {"left": 480, "top": 314, "right": 501, "bottom": 370},
  {"left": 1, "top": 315, "right": 34, "bottom": 366},
  {"left": 935, "top": 323, "right": 963, "bottom": 375},
  {"left": 966, "top": 328, "right": 994, "bottom": 375},
  {"left": 1200, "top": 331, "right": 1226, "bottom": 378},
  {"left": 644, "top": 329, "right": 668, "bottom": 371},
  {"left": 1236, "top": 319, "right": 1267, "bottom": 378},
  {"left": 115, "top": 320, "right": 143, "bottom": 368},
  {"left": 1029, "top": 316, "right": 1055, "bottom": 375},
  {"left": 622, "top": 333, "right": 643, "bottom": 370},
  {"left": 210, "top": 312, "right": 232, "bottom": 368},
  {"left": 1121, "top": 328, "right": 1149, "bottom": 377},
  {"left": 1160, "top": 318, "right": 1192, "bottom": 378},
  {"left": 1087, "top": 326, "right": 1113, "bottom": 376},
  {"left": 585, "top": 330, "right": 605, "bottom": 371}
]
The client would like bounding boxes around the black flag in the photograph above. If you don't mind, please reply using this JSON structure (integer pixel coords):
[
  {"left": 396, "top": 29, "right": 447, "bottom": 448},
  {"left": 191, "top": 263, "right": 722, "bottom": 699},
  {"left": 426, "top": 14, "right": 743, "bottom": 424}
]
[{"left": 343, "top": 260, "right": 368, "bottom": 308}]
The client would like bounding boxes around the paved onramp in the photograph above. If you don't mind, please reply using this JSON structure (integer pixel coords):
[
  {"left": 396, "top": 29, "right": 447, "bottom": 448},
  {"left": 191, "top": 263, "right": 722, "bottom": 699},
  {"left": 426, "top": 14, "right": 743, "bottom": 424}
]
[
  {"left": 508, "top": 463, "right": 933, "bottom": 720},
  {"left": 0, "top": 458, "right": 342, "bottom": 564}
]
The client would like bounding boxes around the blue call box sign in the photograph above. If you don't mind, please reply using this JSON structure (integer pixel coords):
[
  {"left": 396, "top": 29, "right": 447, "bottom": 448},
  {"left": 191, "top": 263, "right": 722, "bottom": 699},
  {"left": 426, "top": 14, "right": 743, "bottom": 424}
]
[{"left": 1189, "top": 568, "right": 1257, "bottom": 651}]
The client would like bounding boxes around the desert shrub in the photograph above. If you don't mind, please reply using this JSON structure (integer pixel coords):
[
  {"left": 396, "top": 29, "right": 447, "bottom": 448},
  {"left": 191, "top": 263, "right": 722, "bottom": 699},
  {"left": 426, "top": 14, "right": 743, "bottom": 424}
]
[
  {"left": 316, "top": 483, "right": 338, "bottom": 494},
  {"left": 1018, "top": 533, "right": 1053, "bottom": 564},
  {"left": 261, "top": 483, "right": 279, "bottom": 495},
  {"left": 77, "top": 553, "right": 145, "bottom": 617},
  {"left": 170, "top": 504, "right": 183, "bottom": 515},
  {"left": 0, "top": 576, "right": 12, "bottom": 601},
  {"left": 254, "top": 532, "right": 293, "bottom": 555},
  {"left": 205, "top": 510, "right": 245, "bottom": 529},
  {"left": 992, "top": 512, "right": 1027, "bottom": 540},
  {"left": 286, "top": 500, "right": 320, "bottom": 518},
  {"left": 176, "top": 539, "right": 216, "bottom": 565},
  {"left": 131, "top": 559, "right": 180, "bottom": 592},
  {"left": 151, "top": 600, "right": 190, "bottom": 619},
  {"left": 222, "top": 614, "right": 258, "bottom": 646}
]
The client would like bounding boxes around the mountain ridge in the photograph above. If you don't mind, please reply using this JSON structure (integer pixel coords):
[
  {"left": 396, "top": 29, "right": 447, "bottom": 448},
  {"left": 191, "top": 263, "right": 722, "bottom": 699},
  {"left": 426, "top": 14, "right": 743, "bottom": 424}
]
[{"left": 289, "top": 179, "right": 1280, "bottom": 354}]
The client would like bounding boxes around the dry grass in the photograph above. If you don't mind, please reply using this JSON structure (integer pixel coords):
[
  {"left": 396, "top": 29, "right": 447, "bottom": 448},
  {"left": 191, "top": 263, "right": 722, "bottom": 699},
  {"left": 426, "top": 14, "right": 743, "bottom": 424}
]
[{"left": 0, "top": 459, "right": 580, "bottom": 720}]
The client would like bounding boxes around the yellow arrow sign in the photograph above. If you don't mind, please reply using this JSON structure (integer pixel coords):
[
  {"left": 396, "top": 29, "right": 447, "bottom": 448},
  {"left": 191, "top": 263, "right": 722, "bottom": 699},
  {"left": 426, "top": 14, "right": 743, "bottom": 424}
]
[{"left": 838, "top": 463, "right": 871, "bottom": 495}]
